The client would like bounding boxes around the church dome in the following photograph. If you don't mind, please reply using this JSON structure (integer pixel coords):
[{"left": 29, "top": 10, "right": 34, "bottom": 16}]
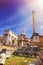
[{"left": 21, "top": 31, "right": 26, "bottom": 35}]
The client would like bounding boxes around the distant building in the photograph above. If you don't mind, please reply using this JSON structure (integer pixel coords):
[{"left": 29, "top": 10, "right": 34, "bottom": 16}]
[
  {"left": 3, "top": 30, "right": 18, "bottom": 47},
  {"left": 0, "top": 36, "right": 3, "bottom": 43},
  {"left": 30, "top": 34, "right": 43, "bottom": 48},
  {"left": 0, "top": 36, "right": 3, "bottom": 46}
]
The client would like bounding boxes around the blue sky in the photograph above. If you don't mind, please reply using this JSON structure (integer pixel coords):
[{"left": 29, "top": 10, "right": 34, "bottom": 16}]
[{"left": 0, "top": 0, "right": 43, "bottom": 38}]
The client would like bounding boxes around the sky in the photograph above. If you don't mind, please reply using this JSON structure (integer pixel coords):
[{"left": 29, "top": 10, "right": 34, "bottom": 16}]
[{"left": 0, "top": 0, "right": 43, "bottom": 38}]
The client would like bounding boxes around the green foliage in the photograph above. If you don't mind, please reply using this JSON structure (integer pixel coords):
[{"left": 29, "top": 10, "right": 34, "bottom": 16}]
[{"left": 4, "top": 55, "right": 37, "bottom": 65}]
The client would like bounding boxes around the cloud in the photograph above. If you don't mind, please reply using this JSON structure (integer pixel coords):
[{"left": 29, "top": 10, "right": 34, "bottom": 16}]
[
  {"left": 26, "top": 0, "right": 43, "bottom": 35},
  {"left": 0, "top": 0, "right": 43, "bottom": 37},
  {"left": 0, "top": 24, "right": 16, "bottom": 30},
  {"left": 40, "top": 25, "right": 43, "bottom": 30}
]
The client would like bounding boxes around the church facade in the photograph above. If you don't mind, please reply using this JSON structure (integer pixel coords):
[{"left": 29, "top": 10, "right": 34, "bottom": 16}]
[{"left": 18, "top": 32, "right": 30, "bottom": 47}]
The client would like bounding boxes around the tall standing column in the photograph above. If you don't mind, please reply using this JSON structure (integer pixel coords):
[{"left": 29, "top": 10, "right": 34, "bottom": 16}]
[{"left": 32, "top": 11, "right": 37, "bottom": 33}]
